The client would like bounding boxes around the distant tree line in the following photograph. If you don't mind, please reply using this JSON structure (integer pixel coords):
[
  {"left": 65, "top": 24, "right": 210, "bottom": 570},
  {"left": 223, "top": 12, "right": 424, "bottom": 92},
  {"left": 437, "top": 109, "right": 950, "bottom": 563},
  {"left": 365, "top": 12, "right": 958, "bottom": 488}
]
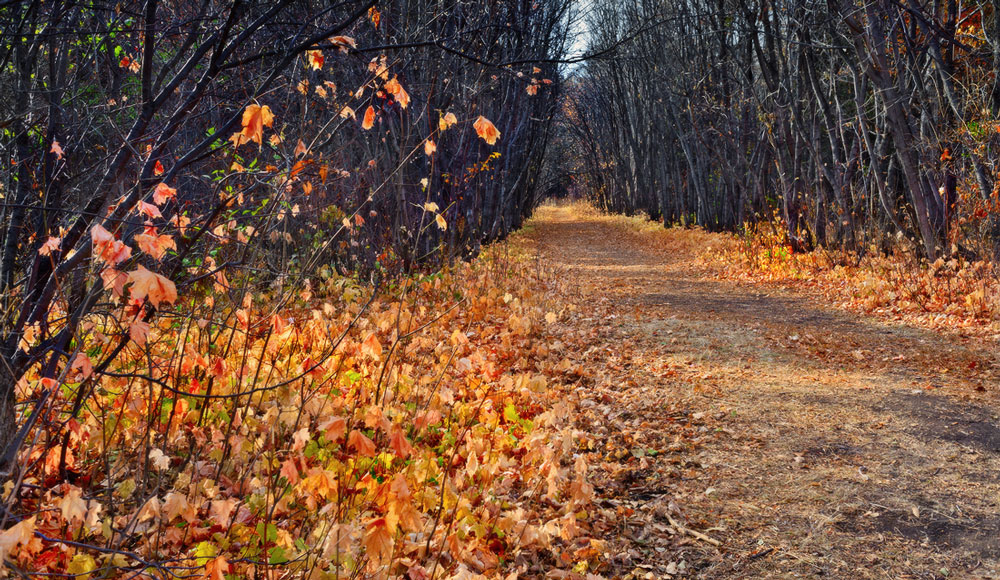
[{"left": 569, "top": 0, "right": 1000, "bottom": 260}]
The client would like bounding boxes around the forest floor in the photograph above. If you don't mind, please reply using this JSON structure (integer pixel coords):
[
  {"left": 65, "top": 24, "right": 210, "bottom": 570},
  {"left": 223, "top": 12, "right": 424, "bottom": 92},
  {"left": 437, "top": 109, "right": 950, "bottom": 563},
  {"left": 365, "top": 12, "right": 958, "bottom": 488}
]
[{"left": 525, "top": 204, "right": 1000, "bottom": 579}]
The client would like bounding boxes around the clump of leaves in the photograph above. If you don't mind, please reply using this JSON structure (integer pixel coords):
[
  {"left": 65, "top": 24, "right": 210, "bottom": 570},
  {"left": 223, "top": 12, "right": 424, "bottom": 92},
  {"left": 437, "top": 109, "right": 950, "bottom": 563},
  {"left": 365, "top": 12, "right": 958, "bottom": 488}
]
[{"left": 4, "top": 241, "right": 597, "bottom": 579}]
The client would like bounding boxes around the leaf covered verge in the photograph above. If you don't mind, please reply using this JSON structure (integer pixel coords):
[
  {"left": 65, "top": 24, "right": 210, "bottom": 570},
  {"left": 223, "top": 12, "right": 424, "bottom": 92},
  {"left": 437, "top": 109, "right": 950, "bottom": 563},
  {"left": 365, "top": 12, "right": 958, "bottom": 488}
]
[{"left": 2, "top": 235, "right": 604, "bottom": 580}]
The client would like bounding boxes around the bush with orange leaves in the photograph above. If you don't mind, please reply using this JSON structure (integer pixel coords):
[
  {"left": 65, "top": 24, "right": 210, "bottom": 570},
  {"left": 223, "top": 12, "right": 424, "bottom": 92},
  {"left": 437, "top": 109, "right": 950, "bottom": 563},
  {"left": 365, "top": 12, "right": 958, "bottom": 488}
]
[{"left": 2, "top": 238, "right": 600, "bottom": 579}]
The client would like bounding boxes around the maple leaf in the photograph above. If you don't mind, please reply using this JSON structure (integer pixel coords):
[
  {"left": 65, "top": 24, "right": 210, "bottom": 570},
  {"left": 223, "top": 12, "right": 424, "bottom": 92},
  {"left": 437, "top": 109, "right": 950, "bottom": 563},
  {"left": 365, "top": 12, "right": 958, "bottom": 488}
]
[
  {"left": 414, "top": 409, "right": 442, "bottom": 431},
  {"left": 388, "top": 425, "right": 413, "bottom": 458},
  {"left": 135, "top": 231, "right": 177, "bottom": 261},
  {"left": 92, "top": 224, "right": 132, "bottom": 266},
  {"left": 153, "top": 182, "right": 177, "bottom": 205},
  {"left": 127, "top": 264, "right": 177, "bottom": 307},
  {"left": 294, "top": 139, "right": 308, "bottom": 157},
  {"left": 280, "top": 458, "right": 300, "bottom": 485},
  {"left": 137, "top": 200, "right": 162, "bottom": 219},
  {"left": 153, "top": 160, "right": 165, "bottom": 175},
  {"left": 0, "top": 516, "right": 35, "bottom": 563},
  {"left": 70, "top": 353, "right": 94, "bottom": 378},
  {"left": 59, "top": 486, "right": 88, "bottom": 524},
  {"left": 291, "top": 427, "right": 310, "bottom": 451},
  {"left": 330, "top": 35, "right": 356, "bottom": 53},
  {"left": 230, "top": 104, "right": 275, "bottom": 148},
  {"left": 363, "top": 517, "right": 394, "bottom": 562},
  {"left": 130, "top": 319, "right": 151, "bottom": 346},
  {"left": 38, "top": 236, "right": 61, "bottom": 256},
  {"left": 306, "top": 49, "right": 324, "bottom": 70},
  {"left": 50, "top": 140, "right": 64, "bottom": 160},
  {"left": 424, "top": 139, "right": 436, "bottom": 156},
  {"left": 149, "top": 448, "right": 170, "bottom": 470},
  {"left": 348, "top": 429, "right": 376, "bottom": 456},
  {"left": 361, "top": 331, "right": 382, "bottom": 359},
  {"left": 362, "top": 106, "right": 376, "bottom": 130},
  {"left": 439, "top": 112, "right": 458, "bottom": 131},
  {"left": 204, "top": 556, "right": 229, "bottom": 580},
  {"left": 384, "top": 76, "right": 410, "bottom": 109},
  {"left": 209, "top": 498, "right": 238, "bottom": 524},
  {"left": 320, "top": 416, "right": 347, "bottom": 442},
  {"left": 163, "top": 491, "right": 197, "bottom": 523},
  {"left": 474, "top": 116, "right": 501, "bottom": 145}
]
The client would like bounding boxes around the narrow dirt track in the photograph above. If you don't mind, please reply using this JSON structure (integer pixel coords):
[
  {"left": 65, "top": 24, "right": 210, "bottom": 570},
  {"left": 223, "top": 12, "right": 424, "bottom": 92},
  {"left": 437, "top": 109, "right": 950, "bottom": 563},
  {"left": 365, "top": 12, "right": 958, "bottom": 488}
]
[{"left": 527, "top": 206, "right": 1000, "bottom": 579}]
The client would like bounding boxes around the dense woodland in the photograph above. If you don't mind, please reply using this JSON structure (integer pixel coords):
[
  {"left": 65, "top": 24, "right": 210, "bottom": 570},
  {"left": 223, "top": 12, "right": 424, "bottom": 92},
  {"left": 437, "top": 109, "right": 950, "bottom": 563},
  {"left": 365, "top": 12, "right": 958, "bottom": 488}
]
[
  {"left": 3, "top": 0, "right": 1000, "bottom": 578},
  {"left": 571, "top": 0, "right": 1000, "bottom": 261}
]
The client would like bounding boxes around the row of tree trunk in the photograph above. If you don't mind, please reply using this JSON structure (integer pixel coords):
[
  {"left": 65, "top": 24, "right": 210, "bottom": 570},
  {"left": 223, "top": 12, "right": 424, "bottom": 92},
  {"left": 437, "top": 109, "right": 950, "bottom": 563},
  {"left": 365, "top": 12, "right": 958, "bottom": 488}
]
[{"left": 568, "top": 0, "right": 1000, "bottom": 260}]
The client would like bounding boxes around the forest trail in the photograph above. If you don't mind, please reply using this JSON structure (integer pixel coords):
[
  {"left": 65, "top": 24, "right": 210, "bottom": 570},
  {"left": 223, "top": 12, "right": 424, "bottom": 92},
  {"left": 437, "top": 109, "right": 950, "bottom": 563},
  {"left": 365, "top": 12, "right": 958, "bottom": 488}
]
[{"left": 526, "top": 205, "right": 1000, "bottom": 579}]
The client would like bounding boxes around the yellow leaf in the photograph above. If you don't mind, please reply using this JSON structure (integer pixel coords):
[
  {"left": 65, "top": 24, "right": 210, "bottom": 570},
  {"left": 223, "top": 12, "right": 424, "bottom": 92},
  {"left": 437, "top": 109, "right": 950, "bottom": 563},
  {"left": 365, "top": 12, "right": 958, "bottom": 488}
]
[
  {"left": 424, "top": 139, "right": 436, "bottom": 156},
  {"left": 66, "top": 553, "right": 97, "bottom": 580},
  {"left": 439, "top": 112, "right": 457, "bottom": 131},
  {"left": 435, "top": 213, "right": 447, "bottom": 231}
]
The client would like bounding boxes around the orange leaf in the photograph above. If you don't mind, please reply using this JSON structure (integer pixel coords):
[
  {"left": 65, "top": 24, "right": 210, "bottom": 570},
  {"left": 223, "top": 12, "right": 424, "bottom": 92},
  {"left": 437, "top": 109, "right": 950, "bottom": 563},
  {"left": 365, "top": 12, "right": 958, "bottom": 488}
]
[
  {"left": 320, "top": 416, "right": 347, "bottom": 442},
  {"left": 361, "top": 331, "right": 382, "bottom": 359},
  {"left": 306, "top": 49, "right": 324, "bottom": 70},
  {"left": 153, "top": 160, "right": 165, "bottom": 176},
  {"left": 388, "top": 425, "right": 412, "bottom": 458},
  {"left": 204, "top": 556, "right": 229, "bottom": 580},
  {"left": 362, "top": 106, "right": 376, "bottom": 130},
  {"left": 50, "top": 140, "right": 64, "bottom": 160},
  {"left": 127, "top": 265, "right": 177, "bottom": 307},
  {"left": 363, "top": 517, "right": 394, "bottom": 562},
  {"left": 59, "top": 486, "right": 87, "bottom": 524},
  {"left": 153, "top": 183, "right": 177, "bottom": 205},
  {"left": 0, "top": 516, "right": 35, "bottom": 563},
  {"left": 129, "top": 320, "right": 151, "bottom": 346},
  {"left": 384, "top": 76, "right": 410, "bottom": 109},
  {"left": 91, "top": 224, "right": 132, "bottom": 266},
  {"left": 137, "top": 200, "right": 162, "bottom": 219},
  {"left": 230, "top": 104, "right": 275, "bottom": 148},
  {"left": 135, "top": 232, "right": 177, "bottom": 261},
  {"left": 38, "top": 236, "right": 61, "bottom": 256},
  {"left": 348, "top": 429, "right": 376, "bottom": 456},
  {"left": 474, "top": 116, "right": 500, "bottom": 145},
  {"left": 424, "top": 139, "right": 436, "bottom": 156},
  {"left": 331, "top": 36, "right": 356, "bottom": 53}
]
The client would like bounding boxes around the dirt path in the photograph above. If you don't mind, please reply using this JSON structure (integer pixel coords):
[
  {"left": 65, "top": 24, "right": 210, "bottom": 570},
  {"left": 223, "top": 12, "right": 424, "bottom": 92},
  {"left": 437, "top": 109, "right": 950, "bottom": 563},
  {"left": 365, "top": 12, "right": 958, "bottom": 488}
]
[{"left": 527, "top": 206, "right": 1000, "bottom": 579}]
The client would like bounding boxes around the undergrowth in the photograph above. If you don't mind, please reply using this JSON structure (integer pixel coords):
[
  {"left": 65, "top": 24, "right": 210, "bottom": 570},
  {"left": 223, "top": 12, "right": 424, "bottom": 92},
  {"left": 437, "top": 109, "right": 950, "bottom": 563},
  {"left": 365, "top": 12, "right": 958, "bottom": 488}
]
[{"left": 1, "top": 234, "right": 600, "bottom": 579}]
